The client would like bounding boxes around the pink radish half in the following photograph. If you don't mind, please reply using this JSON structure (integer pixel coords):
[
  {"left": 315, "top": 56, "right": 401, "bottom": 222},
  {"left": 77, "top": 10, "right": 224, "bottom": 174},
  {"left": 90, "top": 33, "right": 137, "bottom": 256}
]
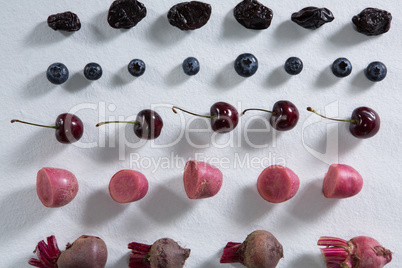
[
  {"left": 109, "top": 169, "right": 148, "bottom": 203},
  {"left": 257, "top": 165, "right": 300, "bottom": 203},
  {"left": 36, "top": 167, "right": 79, "bottom": 208},
  {"left": 323, "top": 164, "right": 363, "bottom": 198},
  {"left": 183, "top": 160, "right": 223, "bottom": 199}
]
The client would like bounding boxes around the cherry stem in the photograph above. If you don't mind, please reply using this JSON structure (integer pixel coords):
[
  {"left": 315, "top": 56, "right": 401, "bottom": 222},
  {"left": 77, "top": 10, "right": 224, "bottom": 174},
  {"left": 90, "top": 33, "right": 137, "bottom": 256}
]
[
  {"left": 306, "top": 107, "right": 357, "bottom": 124},
  {"left": 242, "top": 108, "right": 277, "bottom": 116},
  {"left": 172, "top": 106, "right": 216, "bottom": 119},
  {"left": 96, "top": 121, "right": 139, "bottom": 127},
  {"left": 10, "top": 119, "right": 57, "bottom": 129}
]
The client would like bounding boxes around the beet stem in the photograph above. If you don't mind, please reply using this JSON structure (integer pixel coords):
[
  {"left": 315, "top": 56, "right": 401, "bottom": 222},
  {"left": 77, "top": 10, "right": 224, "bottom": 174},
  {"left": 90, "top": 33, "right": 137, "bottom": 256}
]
[
  {"left": 220, "top": 242, "right": 242, "bottom": 263},
  {"left": 128, "top": 242, "right": 152, "bottom": 268},
  {"left": 28, "top": 236, "right": 60, "bottom": 268}
]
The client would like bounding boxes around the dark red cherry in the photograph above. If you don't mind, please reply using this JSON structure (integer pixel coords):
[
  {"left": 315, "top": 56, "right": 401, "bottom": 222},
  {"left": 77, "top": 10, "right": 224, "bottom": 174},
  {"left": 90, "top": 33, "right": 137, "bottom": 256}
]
[
  {"left": 210, "top": 102, "right": 239, "bottom": 133},
  {"left": 55, "top": 113, "right": 84, "bottom": 143},
  {"left": 96, "top": 109, "right": 163, "bottom": 140},
  {"left": 11, "top": 113, "right": 83, "bottom": 144},
  {"left": 307, "top": 106, "right": 380, "bottom": 139},
  {"left": 349, "top": 107, "right": 380, "bottom": 138},
  {"left": 133, "top": 109, "right": 163, "bottom": 139},
  {"left": 242, "top": 100, "right": 299, "bottom": 131},
  {"left": 172, "top": 102, "right": 239, "bottom": 133}
]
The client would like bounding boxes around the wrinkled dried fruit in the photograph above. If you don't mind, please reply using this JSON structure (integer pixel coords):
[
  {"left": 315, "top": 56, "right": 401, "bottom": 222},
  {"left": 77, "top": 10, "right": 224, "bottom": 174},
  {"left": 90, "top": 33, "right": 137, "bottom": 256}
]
[
  {"left": 291, "top": 7, "right": 334, "bottom": 29},
  {"left": 167, "top": 1, "right": 212, "bottom": 30},
  {"left": 47, "top": 11, "right": 81, "bottom": 32},
  {"left": 233, "top": 0, "right": 273, "bottom": 30},
  {"left": 108, "top": 0, "right": 147, "bottom": 29},
  {"left": 352, "top": 8, "right": 392, "bottom": 36}
]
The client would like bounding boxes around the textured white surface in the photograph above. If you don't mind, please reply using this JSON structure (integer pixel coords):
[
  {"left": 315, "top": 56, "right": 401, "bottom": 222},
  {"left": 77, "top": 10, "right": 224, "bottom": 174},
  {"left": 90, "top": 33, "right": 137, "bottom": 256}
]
[{"left": 1, "top": 0, "right": 401, "bottom": 267}]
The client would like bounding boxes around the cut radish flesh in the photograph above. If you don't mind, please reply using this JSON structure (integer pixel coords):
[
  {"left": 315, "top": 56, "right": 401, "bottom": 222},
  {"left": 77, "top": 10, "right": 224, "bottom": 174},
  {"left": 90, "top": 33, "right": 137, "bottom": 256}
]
[
  {"left": 257, "top": 165, "right": 300, "bottom": 203},
  {"left": 109, "top": 169, "right": 149, "bottom": 203},
  {"left": 36, "top": 167, "right": 79, "bottom": 208},
  {"left": 323, "top": 164, "right": 363, "bottom": 198}
]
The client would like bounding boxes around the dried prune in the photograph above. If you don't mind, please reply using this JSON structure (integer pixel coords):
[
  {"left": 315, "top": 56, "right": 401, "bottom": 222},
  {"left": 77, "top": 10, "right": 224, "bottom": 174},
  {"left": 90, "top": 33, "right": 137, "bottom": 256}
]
[
  {"left": 233, "top": 0, "right": 273, "bottom": 30},
  {"left": 291, "top": 7, "right": 334, "bottom": 29},
  {"left": 167, "top": 1, "right": 212, "bottom": 31},
  {"left": 47, "top": 11, "right": 81, "bottom": 32},
  {"left": 107, "top": 0, "right": 147, "bottom": 29},
  {"left": 352, "top": 8, "right": 392, "bottom": 36}
]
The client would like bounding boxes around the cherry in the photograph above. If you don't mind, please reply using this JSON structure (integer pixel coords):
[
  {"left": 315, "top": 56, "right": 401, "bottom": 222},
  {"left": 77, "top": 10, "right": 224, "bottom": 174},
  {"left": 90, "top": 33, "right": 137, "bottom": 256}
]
[
  {"left": 242, "top": 100, "right": 299, "bottom": 131},
  {"left": 307, "top": 106, "right": 380, "bottom": 139},
  {"left": 96, "top": 109, "right": 163, "bottom": 140},
  {"left": 172, "top": 102, "right": 239, "bottom": 133},
  {"left": 11, "top": 113, "right": 84, "bottom": 144}
]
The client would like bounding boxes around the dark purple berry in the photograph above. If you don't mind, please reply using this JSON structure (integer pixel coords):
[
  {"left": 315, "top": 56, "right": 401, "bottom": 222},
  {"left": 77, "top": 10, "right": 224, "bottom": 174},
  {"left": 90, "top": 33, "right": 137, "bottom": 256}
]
[{"left": 291, "top": 7, "right": 334, "bottom": 29}]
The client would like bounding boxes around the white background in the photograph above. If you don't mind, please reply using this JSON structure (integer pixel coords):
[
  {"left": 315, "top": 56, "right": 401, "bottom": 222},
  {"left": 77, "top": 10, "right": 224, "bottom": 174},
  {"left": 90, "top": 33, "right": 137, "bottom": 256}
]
[{"left": 1, "top": 0, "right": 401, "bottom": 267}]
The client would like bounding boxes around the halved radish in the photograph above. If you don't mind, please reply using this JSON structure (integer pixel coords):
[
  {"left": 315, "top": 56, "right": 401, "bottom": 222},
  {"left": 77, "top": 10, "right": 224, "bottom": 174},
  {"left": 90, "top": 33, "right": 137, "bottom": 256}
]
[
  {"left": 257, "top": 165, "right": 300, "bottom": 203},
  {"left": 323, "top": 164, "right": 363, "bottom": 198},
  {"left": 183, "top": 160, "right": 223, "bottom": 199},
  {"left": 109, "top": 169, "right": 148, "bottom": 203},
  {"left": 36, "top": 167, "right": 79, "bottom": 208}
]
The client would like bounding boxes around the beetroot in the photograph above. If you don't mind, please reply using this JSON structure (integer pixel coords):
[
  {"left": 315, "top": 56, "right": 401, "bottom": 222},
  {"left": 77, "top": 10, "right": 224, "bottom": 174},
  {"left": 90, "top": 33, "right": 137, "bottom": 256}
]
[
  {"left": 183, "top": 160, "right": 223, "bottom": 199},
  {"left": 318, "top": 236, "right": 392, "bottom": 268},
  {"left": 257, "top": 165, "right": 300, "bottom": 203},
  {"left": 220, "top": 230, "right": 284, "bottom": 268},
  {"left": 29, "top": 235, "right": 108, "bottom": 268},
  {"left": 323, "top": 164, "right": 363, "bottom": 198},
  {"left": 36, "top": 167, "right": 79, "bottom": 208},
  {"left": 109, "top": 169, "right": 149, "bottom": 203},
  {"left": 128, "top": 238, "right": 190, "bottom": 268}
]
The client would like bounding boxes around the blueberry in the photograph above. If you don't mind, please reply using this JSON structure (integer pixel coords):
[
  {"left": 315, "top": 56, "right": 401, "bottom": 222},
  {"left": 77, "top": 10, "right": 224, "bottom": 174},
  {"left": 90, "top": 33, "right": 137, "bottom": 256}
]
[
  {"left": 47, "top": 63, "right": 69, "bottom": 84},
  {"left": 234, "top": 53, "right": 258, "bottom": 77},
  {"left": 84, "top": 62, "right": 103, "bottom": 80},
  {"left": 182, "top": 57, "right": 200, "bottom": 76},
  {"left": 285, "top": 57, "right": 303, "bottom": 75},
  {"left": 332, "top": 58, "right": 352, "bottom": 78},
  {"left": 365, "top": 61, "right": 387, "bottom": 82},
  {"left": 128, "top": 59, "right": 146, "bottom": 77}
]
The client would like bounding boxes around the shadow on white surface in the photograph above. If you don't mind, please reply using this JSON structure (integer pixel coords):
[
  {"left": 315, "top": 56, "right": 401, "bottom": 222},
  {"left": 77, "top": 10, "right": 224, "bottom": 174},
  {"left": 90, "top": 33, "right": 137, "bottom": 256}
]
[
  {"left": 328, "top": 24, "right": 372, "bottom": 48},
  {"left": 23, "top": 72, "right": 56, "bottom": 99},
  {"left": 288, "top": 179, "right": 339, "bottom": 221},
  {"left": 8, "top": 254, "right": 33, "bottom": 268},
  {"left": 338, "top": 124, "right": 363, "bottom": 156},
  {"left": 288, "top": 253, "right": 323, "bottom": 268},
  {"left": 350, "top": 69, "right": 376, "bottom": 93},
  {"left": 220, "top": 10, "right": 261, "bottom": 40},
  {"left": 112, "top": 251, "right": 130, "bottom": 268},
  {"left": 87, "top": 11, "right": 122, "bottom": 42},
  {"left": 273, "top": 20, "right": 312, "bottom": 47},
  {"left": 89, "top": 125, "right": 143, "bottom": 163},
  {"left": 172, "top": 119, "right": 211, "bottom": 158},
  {"left": 213, "top": 62, "right": 244, "bottom": 89},
  {"left": 10, "top": 130, "right": 66, "bottom": 166},
  {"left": 111, "top": 65, "right": 136, "bottom": 87},
  {"left": 63, "top": 72, "right": 91, "bottom": 92},
  {"left": 24, "top": 22, "right": 74, "bottom": 47},
  {"left": 314, "top": 66, "right": 340, "bottom": 89},
  {"left": 233, "top": 185, "right": 276, "bottom": 225},
  {"left": 82, "top": 188, "right": 127, "bottom": 227},
  {"left": 146, "top": 15, "right": 190, "bottom": 46},
  {"left": 164, "top": 64, "right": 191, "bottom": 86},
  {"left": 0, "top": 186, "right": 54, "bottom": 239},
  {"left": 240, "top": 117, "right": 280, "bottom": 150},
  {"left": 139, "top": 178, "right": 195, "bottom": 224},
  {"left": 266, "top": 65, "right": 291, "bottom": 88}
]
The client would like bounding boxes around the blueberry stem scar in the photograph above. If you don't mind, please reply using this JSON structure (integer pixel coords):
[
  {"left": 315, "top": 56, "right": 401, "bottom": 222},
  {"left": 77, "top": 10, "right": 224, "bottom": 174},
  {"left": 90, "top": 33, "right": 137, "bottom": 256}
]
[
  {"left": 306, "top": 107, "right": 357, "bottom": 124},
  {"left": 172, "top": 106, "right": 216, "bottom": 119},
  {"left": 96, "top": 121, "right": 140, "bottom": 127},
  {"left": 10, "top": 119, "right": 58, "bottom": 129},
  {"left": 241, "top": 108, "right": 277, "bottom": 116}
]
